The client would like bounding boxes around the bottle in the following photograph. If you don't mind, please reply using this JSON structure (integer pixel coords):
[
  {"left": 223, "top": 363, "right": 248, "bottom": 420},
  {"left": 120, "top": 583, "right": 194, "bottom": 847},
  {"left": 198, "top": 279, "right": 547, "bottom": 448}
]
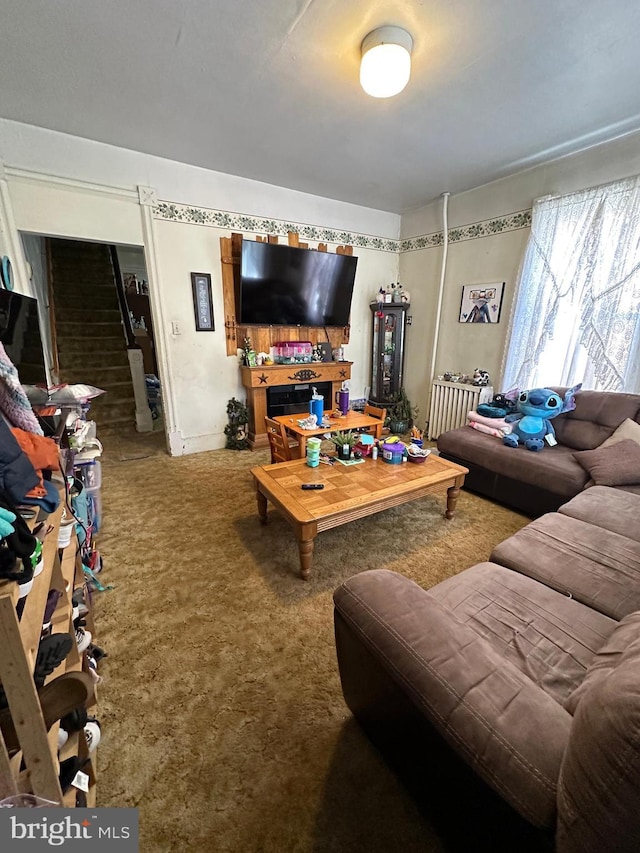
[{"left": 372, "top": 444, "right": 378, "bottom": 461}]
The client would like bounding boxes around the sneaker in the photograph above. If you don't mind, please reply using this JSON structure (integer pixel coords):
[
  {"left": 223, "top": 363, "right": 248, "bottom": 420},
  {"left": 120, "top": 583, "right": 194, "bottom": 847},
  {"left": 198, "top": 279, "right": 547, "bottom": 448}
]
[
  {"left": 0, "top": 671, "right": 93, "bottom": 754},
  {"left": 75, "top": 627, "right": 92, "bottom": 654},
  {"left": 42, "top": 589, "right": 63, "bottom": 633},
  {"left": 59, "top": 756, "right": 90, "bottom": 794},
  {"left": 0, "top": 633, "right": 72, "bottom": 706},
  {"left": 72, "top": 588, "right": 90, "bottom": 618},
  {"left": 87, "top": 643, "right": 107, "bottom": 663},
  {"left": 84, "top": 718, "right": 101, "bottom": 753},
  {"left": 60, "top": 706, "right": 88, "bottom": 734},
  {"left": 33, "top": 634, "right": 74, "bottom": 689},
  {"left": 57, "top": 727, "right": 69, "bottom": 750},
  {"left": 86, "top": 656, "right": 103, "bottom": 686}
]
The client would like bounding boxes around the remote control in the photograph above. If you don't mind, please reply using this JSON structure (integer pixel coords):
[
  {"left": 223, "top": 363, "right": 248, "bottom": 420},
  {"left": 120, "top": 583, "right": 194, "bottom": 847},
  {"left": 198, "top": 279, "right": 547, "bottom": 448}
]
[{"left": 301, "top": 483, "right": 324, "bottom": 490}]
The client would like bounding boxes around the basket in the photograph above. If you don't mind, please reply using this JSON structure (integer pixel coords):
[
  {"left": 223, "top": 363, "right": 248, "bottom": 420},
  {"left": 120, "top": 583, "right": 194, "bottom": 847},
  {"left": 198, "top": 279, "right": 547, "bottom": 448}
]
[{"left": 407, "top": 446, "right": 431, "bottom": 464}]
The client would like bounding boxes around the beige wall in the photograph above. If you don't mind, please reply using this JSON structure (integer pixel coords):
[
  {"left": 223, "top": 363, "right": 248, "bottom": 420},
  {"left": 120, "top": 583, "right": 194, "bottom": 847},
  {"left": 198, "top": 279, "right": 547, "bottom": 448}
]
[
  {"left": 0, "top": 118, "right": 399, "bottom": 454},
  {"left": 399, "top": 129, "right": 640, "bottom": 427}
]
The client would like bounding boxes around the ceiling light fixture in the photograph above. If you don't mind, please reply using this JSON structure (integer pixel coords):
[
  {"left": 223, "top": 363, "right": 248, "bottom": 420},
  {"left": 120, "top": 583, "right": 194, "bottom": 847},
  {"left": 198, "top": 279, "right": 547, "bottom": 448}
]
[{"left": 360, "top": 26, "right": 413, "bottom": 99}]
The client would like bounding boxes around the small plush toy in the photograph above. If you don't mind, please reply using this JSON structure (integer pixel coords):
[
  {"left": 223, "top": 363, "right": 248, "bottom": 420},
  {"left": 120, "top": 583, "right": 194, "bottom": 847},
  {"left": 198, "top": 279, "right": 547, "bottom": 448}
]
[
  {"left": 503, "top": 385, "right": 582, "bottom": 451},
  {"left": 473, "top": 368, "right": 490, "bottom": 387}
]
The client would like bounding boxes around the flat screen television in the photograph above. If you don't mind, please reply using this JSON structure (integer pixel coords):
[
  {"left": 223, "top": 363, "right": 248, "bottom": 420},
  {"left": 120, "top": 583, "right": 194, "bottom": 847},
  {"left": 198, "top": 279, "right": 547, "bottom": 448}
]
[
  {"left": 239, "top": 240, "right": 357, "bottom": 326},
  {"left": 0, "top": 290, "right": 48, "bottom": 387}
]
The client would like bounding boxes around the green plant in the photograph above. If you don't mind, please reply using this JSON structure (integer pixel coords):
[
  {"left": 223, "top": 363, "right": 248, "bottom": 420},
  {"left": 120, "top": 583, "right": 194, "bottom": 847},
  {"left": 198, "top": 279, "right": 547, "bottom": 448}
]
[
  {"left": 224, "top": 397, "right": 250, "bottom": 450},
  {"left": 387, "top": 388, "right": 418, "bottom": 427},
  {"left": 329, "top": 430, "right": 358, "bottom": 449}
]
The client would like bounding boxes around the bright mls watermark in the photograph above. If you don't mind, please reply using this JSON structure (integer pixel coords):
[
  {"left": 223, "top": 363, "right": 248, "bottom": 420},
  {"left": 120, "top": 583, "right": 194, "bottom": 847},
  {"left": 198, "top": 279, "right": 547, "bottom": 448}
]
[{"left": 0, "top": 808, "right": 138, "bottom": 850}]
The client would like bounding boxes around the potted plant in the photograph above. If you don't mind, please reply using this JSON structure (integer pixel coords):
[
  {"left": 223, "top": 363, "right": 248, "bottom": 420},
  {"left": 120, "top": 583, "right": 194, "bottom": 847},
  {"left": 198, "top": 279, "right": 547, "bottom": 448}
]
[
  {"left": 329, "top": 429, "right": 358, "bottom": 459},
  {"left": 387, "top": 388, "right": 418, "bottom": 435}
]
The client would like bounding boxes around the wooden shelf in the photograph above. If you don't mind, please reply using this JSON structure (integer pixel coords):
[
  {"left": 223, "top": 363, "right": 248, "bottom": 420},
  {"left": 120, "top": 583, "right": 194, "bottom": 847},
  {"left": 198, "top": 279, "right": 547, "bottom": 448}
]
[
  {"left": 0, "top": 474, "right": 101, "bottom": 807},
  {"left": 220, "top": 231, "right": 353, "bottom": 357}
]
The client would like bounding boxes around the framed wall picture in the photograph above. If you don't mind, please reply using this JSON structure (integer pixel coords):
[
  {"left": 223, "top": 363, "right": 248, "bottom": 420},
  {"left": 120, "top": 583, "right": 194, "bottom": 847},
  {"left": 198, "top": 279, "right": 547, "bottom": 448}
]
[
  {"left": 191, "top": 272, "right": 215, "bottom": 332},
  {"left": 459, "top": 282, "right": 505, "bottom": 323}
]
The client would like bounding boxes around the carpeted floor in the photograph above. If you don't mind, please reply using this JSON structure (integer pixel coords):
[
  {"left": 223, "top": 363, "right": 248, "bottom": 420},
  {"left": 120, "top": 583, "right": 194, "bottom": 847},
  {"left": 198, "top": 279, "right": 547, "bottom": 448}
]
[{"left": 93, "top": 432, "right": 530, "bottom": 852}]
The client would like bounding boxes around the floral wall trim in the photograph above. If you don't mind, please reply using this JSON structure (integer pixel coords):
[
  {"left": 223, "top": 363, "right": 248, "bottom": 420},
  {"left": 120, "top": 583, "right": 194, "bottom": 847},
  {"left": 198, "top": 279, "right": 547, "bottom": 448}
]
[
  {"left": 153, "top": 201, "right": 532, "bottom": 255},
  {"left": 400, "top": 209, "right": 532, "bottom": 252},
  {"left": 153, "top": 201, "right": 401, "bottom": 253}
]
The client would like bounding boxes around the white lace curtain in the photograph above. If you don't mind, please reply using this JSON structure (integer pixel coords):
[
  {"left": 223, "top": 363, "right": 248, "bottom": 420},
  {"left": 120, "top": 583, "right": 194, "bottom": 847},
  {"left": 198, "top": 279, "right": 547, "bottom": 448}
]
[{"left": 502, "top": 175, "right": 640, "bottom": 393}]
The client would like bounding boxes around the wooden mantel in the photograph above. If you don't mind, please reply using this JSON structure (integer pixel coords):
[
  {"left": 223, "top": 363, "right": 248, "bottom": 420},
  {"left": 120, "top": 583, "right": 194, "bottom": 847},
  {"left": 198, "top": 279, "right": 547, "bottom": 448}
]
[{"left": 241, "top": 362, "right": 352, "bottom": 450}]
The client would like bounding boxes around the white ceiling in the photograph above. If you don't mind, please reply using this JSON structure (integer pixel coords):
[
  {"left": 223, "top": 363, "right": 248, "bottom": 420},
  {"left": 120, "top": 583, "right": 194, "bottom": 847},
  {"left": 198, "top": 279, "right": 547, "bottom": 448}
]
[{"left": 2, "top": 0, "right": 640, "bottom": 213}]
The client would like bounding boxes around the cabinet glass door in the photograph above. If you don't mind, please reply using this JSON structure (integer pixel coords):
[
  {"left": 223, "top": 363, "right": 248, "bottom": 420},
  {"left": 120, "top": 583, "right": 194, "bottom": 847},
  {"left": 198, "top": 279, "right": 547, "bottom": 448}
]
[{"left": 370, "top": 304, "right": 408, "bottom": 404}]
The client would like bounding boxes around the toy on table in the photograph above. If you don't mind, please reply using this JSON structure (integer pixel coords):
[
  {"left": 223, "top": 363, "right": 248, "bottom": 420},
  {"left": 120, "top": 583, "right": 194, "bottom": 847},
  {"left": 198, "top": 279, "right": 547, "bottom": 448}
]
[{"left": 503, "top": 385, "right": 581, "bottom": 451}]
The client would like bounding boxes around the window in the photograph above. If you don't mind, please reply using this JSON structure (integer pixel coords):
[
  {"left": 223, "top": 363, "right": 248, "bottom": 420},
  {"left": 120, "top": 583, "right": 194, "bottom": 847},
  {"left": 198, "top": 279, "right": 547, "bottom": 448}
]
[{"left": 502, "top": 176, "right": 640, "bottom": 394}]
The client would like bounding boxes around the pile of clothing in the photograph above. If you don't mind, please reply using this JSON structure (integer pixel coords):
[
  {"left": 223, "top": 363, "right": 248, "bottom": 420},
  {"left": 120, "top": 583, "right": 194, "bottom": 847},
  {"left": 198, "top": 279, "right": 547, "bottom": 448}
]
[{"left": 466, "top": 391, "right": 518, "bottom": 438}]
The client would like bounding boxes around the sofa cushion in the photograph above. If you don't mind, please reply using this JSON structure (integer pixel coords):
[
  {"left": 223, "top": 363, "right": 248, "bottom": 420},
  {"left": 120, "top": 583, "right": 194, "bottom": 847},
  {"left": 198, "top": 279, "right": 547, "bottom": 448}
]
[
  {"left": 437, "top": 427, "right": 589, "bottom": 497},
  {"left": 490, "top": 512, "right": 640, "bottom": 620},
  {"left": 559, "top": 485, "right": 640, "bottom": 542},
  {"left": 556, "top": 614, "right": 640, "bottom": 852},
  {"left": 598, "top": 416, "right": 640, "bottom": 449},
  {"left": 551, "top": 389, "right": 640, "bottom": 451},
  {"left": 564, "top": 611, "right": 640, "bottom": 714},
  {"left": 430, "top": 562, "right": 616, "bottom": 704},
  {"left": 334, "top": 567, "right": 573, "bottom": 829},
  {"left": 573, "top": 439, "right": 640, "bottom": 486}
]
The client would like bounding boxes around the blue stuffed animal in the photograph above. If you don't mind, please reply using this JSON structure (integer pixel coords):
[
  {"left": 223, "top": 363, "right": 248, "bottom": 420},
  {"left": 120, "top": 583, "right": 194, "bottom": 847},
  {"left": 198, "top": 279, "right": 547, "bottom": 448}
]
[{"left": 503, "top": 385, "right": 581, "bottom": 451}]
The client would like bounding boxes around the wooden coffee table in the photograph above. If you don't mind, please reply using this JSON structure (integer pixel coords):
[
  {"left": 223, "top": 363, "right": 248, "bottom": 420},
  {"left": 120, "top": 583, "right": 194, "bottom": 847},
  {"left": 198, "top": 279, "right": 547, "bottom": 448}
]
[
  {"left": 272, "top": 410, "right": 385, "bottom": 458},
  {"left": 251, "top": 454, "right": 468, "bottom": 579}
]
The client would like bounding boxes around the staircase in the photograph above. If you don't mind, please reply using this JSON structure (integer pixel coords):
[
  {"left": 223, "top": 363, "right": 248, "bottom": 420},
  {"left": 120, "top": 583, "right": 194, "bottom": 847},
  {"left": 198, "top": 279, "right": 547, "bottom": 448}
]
[{"left": 49, "top": 239, "right": 137, "bottom": 432}]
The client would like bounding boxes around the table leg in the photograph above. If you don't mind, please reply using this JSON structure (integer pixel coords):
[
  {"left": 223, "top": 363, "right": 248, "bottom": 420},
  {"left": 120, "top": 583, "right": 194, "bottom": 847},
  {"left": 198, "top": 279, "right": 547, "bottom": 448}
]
[
  {"left": 298, "top": 435, "right": 307, "bottom": 458},
  {"left": 445, "top": 485, "right": 460, "bottom": 520},
  {"left": 298, "top": 537, "right": 314, "bottom": 580},
  {"left": 257, "top": 490, "right": 268, "bottom": 524},
  {"left": 374, "top": 421, "right": 383, "bottom": 440}
]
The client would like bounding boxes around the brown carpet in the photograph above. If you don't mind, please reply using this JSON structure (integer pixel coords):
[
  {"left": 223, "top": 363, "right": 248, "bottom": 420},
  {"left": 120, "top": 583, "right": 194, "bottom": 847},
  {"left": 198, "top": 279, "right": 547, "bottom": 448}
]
[{"left": 94, "top": 436, "right": 529, "bottom": 852}]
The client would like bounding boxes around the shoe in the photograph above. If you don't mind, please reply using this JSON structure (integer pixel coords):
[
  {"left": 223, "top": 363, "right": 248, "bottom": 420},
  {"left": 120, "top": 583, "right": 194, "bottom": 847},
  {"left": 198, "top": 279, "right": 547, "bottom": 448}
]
[
  {"left": 72, "top": 588, "right": 90, "bottom": 618},
  {"left": 87, "top": 643, "right": 107, "bottom": 663},
  {"left": 75, "top": 627, "right": 92, "bottom": 653},
  {"left": 0, "top": 671, "right": 93, "bottom": 754},
  {"left": 59, "top": 756, "right": 90, "bottom": 794},
  {"left": 42, "top": 589, "right": 63, "bottom": 633},
  {"left": 33, "top": 633, "right": 73, "bottom": 689},
  {"left": 86, "top": 656, "right": 103, "bottom": 686},
  {"left": 57, "top": 727, "right": 69, "bottom": 750},
  {"left": 0, "top": 632, "right": 73, "bottom": 708},
  {"left": 60, "top": 705, "right": 88, "bottom": 734},
  {"left": 84, "top": 718, "right": 101, "bottom": 753}
]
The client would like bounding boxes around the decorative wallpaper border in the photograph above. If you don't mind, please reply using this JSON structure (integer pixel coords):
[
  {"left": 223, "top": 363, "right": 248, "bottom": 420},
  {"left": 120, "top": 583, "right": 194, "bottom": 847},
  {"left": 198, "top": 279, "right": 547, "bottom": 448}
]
[
  {"left": 153, "top": 201, "right": 532, "bottom": 254},
  {"left": 153, "top": 201, "right": 401, "bottom": 253},
  {"left": 400, "top": 209, "right": 531, "bottom": 252}
]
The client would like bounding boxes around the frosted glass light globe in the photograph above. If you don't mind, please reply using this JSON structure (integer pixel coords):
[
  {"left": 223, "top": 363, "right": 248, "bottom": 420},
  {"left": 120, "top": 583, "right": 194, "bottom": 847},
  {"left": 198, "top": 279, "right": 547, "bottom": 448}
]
[{"left": 360, "top": 27, "right": 413, "bottom": 99}]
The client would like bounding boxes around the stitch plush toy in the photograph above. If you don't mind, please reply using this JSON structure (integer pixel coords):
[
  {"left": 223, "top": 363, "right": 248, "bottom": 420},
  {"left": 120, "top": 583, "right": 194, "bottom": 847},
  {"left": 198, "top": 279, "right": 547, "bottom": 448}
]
[{"left": 503, "top": 385, "right": 582, "bottom": 451}]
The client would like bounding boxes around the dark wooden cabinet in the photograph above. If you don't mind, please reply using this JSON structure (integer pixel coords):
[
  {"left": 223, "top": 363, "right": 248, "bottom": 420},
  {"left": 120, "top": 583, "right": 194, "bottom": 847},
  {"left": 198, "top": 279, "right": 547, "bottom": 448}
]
[{"left": 369, "top": 303, "right": 409, "bottom": 405}]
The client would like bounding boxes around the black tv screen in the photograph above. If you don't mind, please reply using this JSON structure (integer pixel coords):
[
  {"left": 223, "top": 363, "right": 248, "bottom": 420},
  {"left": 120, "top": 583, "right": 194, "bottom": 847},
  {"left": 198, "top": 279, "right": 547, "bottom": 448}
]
[
  {"left": 0, "top": 291, "right": 47, "bottom": 387},
  {"left": 239, "top": 241, "right": 357, "bottom": 326}
]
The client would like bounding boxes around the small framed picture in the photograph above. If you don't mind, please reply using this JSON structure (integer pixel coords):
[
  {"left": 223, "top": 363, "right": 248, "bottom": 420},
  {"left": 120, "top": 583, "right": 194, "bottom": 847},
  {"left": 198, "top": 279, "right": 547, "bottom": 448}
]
[
  {"left": 191, "top": 272, "right": 215, "bottom": 332},
  {"left": 459, "top": 282, "right": 505, "bottom": 323}
]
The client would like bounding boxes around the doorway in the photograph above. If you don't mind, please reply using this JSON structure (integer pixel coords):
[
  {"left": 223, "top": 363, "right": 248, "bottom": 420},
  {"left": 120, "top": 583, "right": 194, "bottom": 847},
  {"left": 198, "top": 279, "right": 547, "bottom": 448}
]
[{"left": 20, "top": 234, "right": 166, "bottom": 456}]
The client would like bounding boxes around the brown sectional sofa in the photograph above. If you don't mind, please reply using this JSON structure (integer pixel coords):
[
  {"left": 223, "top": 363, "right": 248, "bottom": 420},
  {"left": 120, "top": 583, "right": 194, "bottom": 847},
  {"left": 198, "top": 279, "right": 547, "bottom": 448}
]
[
  {"left": 437, "top": 388, "right": 640, "bottom": 516},
  {"left": 333, "top": 485, "right": 640, "bottom": 852}
]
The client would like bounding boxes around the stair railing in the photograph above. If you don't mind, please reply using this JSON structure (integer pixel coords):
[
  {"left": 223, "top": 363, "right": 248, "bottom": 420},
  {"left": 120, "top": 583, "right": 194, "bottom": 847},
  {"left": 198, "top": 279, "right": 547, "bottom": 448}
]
[
  {"left": 45, "top": 239, "right": 60, "bottom": 383},
  {"left": 109, "top": 245, "right": 137, "bottom": 349}
]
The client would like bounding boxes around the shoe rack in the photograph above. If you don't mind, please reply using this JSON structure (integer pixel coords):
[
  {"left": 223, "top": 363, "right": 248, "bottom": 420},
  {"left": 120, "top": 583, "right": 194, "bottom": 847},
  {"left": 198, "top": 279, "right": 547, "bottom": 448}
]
[{"left": 0, "top": 482, "right": 98, "bottom": 806}]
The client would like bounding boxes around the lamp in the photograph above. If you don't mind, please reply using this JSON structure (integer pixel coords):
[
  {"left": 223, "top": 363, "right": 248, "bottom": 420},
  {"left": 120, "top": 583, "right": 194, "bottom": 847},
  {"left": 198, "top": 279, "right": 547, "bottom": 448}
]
[{"left": 360, "top": 26, "right": 413, "bottom": 98}]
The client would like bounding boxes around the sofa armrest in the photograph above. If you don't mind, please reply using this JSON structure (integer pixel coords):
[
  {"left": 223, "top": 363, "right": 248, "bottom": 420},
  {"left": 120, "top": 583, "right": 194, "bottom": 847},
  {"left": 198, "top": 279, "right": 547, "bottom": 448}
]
[{"left": 334, "top": 569, "right": 572, "bottom": 829}]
